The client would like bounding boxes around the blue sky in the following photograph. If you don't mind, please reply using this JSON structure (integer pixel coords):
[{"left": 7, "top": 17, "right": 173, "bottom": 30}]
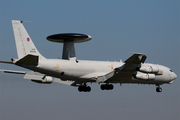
[{"left": 0, "top": 0, "right": 179, "bottom": 120}]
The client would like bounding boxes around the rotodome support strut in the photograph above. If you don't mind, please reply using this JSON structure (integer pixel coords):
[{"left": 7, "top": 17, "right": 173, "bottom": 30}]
[{"left": 46, "top": 33, "right": 92, "bottom": 61}]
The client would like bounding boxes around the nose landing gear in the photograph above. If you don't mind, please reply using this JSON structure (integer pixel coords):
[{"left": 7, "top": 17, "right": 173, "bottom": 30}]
[{"left": 156, "top": 85, "right": 162, "bottom": 92}]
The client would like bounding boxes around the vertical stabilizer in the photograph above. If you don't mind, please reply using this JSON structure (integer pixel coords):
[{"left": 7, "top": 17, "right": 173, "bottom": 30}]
[{"left": 12, "top": 20, "right": 45, "bottom": 59}]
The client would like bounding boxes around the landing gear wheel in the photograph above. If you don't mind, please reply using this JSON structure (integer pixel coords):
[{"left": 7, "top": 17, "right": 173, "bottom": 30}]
[
  {"left": 87, "top": 86, "right": 91, "bottom": 92},
  {"left": 100, "top": 85, "right": 105, "bottom": 90},
  {"left": 78, "top": 86, "right": 91, "bottom": 92},
  {"left": 78, "top": 86, "right": 83, "bottom": 92},
  {"left": 100, "top": 84, "right": 114, "bottom": 90},
  {"left": 156, "top": 87, "right": 162, "bottom": 92},
  {"left": 109, "top": 84, "right": 114, "bottom": 90}
]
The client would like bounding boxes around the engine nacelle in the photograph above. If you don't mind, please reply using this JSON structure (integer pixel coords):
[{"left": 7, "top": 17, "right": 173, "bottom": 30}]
[
  {"left": 31, "top": 76, "right": 53, "bottom": 84},
  {"left": 134, "top": 73, "right": 155, "bottom": 80},
  {"left": 139, "top": 64, "right": 159, "bottom": 73}
]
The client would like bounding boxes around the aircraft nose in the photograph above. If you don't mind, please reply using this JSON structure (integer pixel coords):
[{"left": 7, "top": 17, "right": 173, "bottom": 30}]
[{"left": 171, "top": 72, "right": 177, "bottom": 80}]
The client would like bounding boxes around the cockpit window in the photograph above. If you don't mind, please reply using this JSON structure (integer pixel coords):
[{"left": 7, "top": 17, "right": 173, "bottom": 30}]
[{"left": 170, "top": 70, "right": 173, "bottom": 72}]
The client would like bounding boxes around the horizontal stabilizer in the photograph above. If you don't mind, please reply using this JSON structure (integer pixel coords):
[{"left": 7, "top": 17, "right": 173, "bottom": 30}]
[
  {"left": 0, "top": 61, "right": 13, "bottom": 64},
  {"left": 0, "top": 69, "right": 26, "bottom": 74},
  {"left": 15, "top": 54, "right": 38, "bottom": 65}
]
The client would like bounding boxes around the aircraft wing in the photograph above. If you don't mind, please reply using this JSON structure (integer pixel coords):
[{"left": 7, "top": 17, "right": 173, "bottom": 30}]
[
  {"left": 94, "top": 53, "right": 147, "bottom": 83},
  {"left": 0, "top": 69, "right": 82, "bottom": 86},
  {"left": 124, "top": 53, "right": 146, "bottom": 64},
  {"left": 120, "top": 53, "right": 146, "bottom": 71}
]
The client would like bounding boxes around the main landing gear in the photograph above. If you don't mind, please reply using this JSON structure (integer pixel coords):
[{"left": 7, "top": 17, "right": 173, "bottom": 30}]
[
  {"left": 78, "top": 86, "right": 91, "bottom": 92},
  {"left": 156, "top": 84, "right": 162, "bottom": 92},
  {"left": 100, "top": 84, "right": 114, "bottom": 90},
  {"left": 78, "top": 84, "right": 114, "bottom": 92}
]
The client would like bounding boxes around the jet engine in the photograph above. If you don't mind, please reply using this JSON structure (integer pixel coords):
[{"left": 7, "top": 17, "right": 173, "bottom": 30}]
[
  {"left": 138, "top": 64, "right": 159, "bottom": 73},
  {"left": 134, "top": 72, "right": 155, "bottom": 80},
  {"left": 31, "top": 76, "right": 53, "bottom": 84}
]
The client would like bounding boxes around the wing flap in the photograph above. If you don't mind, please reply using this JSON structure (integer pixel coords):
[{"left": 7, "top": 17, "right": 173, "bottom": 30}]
[
  {"left": 24, "top": 72, "right": 45, "bottom": 80},
  {"left": 54, "top": 78, "right": 83, "bottom": 86},
  {"left": 80, "top": 72, "right": 107, "bottom": 79},
  {"left": 94, "top": 70, "right": 116, "bottom": 83}
]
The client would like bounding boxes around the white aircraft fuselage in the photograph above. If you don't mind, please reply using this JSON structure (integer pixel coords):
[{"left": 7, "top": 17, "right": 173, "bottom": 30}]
[
  {"left": 19, "top": 59, "right": 176, "bottom": 84},
  {"left": 0, "top": 20, "right": 177, "bottom": 92}
]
